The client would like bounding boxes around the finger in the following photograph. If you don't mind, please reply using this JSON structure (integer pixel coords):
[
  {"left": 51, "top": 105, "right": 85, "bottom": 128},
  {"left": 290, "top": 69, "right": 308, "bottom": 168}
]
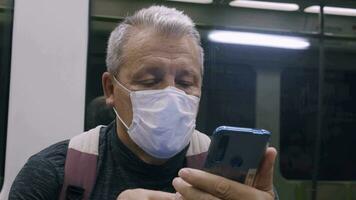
[
  {"left": 146, "top": 189, "right": 176, "bottom": 200},
  {"left": 172, "top": 177, "right": 221, "bottom": 200},
  {"left": 254, "top": 147, "right": 277, "bottom": 192},
  {"left": 174, "top": 192, "right": 184, "bottom": 200},
  {"left": 177, "top": 168, "right": 255, "bottom": 199},
  {"left": 117, "top": 188, "right": 176, "bottom": 200}
]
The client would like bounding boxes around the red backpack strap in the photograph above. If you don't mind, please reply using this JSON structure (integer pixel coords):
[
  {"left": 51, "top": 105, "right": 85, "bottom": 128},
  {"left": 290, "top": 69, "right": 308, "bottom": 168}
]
[
  {"left": 186, "top": 130, "right": 211, "bottom": 169},
  {"left": 59, "top": 125, "right": 103, "bottom": 200}
]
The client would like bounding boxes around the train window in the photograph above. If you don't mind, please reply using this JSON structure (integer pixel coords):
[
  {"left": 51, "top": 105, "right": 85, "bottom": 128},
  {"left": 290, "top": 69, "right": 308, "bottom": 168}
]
[
  {"left": 281, "top": 39, "right": 356, "bottom": 180},
  {"left": 86, "top": 0, "right": 356, "bottom": 195},
  {"left": 0, "top": 0, "right": 14, "bottom": 190},
  {"left": 196, "top": 33, "right": 257, "bottom": 133}
]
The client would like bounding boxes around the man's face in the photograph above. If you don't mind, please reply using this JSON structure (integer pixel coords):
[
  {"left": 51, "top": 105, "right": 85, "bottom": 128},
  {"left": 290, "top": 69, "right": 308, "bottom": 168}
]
[{"left": 109, "top": 28, "right": 203, "bottom": 126}]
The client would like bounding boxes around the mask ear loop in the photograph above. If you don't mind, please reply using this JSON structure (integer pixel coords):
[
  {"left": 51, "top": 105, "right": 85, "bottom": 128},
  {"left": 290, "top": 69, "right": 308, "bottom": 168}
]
[
  {"left": 112, "top": 75, "right": 131, "bottom": 93},
  {"left": 113, "top": 107, "right": 130, "bottom": 130},
  {"left": 112, "top": 75, "right": 131, "bottom": 130}
]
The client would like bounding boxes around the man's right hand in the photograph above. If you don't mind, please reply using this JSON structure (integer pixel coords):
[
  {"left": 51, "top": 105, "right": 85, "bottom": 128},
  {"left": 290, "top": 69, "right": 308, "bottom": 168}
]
[{"left": 117, "top": 188, "right": 176, "bottom": 200}]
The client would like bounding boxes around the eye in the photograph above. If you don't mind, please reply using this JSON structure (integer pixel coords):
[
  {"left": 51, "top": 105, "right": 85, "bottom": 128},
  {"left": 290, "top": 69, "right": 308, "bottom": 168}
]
[
  {"left": 177, "top": 80, "right": 194, "bottom": 88},
  {"left": 139, "top": 79, "right": 160, "bottom": 87}
]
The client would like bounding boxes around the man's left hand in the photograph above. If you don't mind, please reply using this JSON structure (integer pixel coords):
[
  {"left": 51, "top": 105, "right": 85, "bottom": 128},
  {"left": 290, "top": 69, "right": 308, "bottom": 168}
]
[{"left": 172, "top": 147, "right": 277, "bottom": 200}]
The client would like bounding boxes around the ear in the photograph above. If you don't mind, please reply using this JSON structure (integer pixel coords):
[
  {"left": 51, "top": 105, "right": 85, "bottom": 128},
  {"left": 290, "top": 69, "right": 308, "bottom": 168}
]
[{"left": 102, "top": 72, "right": 115, "bottom": 106}]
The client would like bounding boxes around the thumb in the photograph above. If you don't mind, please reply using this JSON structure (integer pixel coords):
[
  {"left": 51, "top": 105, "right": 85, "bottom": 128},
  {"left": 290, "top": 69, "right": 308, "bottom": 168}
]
[{"left": 254, "top": 147, "right": 277, "bottom": 192}]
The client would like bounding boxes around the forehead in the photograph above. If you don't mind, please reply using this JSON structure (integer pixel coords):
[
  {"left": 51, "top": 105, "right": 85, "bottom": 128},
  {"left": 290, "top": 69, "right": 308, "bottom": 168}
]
[{"left": 120, "top": 28, "right": 202, "bottom": 75}]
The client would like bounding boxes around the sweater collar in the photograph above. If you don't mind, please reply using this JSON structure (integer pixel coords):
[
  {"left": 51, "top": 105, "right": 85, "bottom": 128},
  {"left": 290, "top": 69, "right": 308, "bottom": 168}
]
[{"left": 108, "top": 121, "right": 188, "bottom": 179}]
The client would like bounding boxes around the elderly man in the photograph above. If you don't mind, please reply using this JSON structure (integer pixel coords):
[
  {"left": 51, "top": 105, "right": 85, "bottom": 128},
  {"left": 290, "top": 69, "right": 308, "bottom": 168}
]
[{"left": 10, "top": 5, "right": 277, "bottom": 200}]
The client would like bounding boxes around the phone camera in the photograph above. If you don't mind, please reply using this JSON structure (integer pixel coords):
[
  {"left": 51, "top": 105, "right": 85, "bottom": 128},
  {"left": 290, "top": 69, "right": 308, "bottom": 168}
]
[{"left": 231, "top": 156, "right": 243, "bottom": 168}]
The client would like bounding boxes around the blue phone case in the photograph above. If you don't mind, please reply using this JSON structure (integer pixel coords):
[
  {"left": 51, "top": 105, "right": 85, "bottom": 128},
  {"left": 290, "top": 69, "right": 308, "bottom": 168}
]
[{"left": 204, "top": 126, "right": 271, "bottom": 186}]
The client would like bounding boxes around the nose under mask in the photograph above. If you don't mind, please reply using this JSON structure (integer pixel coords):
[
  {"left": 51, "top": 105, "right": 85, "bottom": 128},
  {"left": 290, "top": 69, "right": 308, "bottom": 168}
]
[{"left": 112, "top": 76, "right": 200, "bottom": 159}]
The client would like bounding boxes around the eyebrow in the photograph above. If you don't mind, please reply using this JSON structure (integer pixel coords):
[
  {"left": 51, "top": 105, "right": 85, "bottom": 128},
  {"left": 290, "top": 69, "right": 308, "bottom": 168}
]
[{"left": 177, "top": 68, "right": 197, "bottom": 76}]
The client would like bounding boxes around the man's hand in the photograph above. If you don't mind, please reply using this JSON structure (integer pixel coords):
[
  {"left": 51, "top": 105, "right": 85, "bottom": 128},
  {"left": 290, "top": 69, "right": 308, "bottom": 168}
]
[
  {"left": 172, "top": 147, "right": 277, "bottom": 200},
  {"left": 117, "top": 189, "right": 176, "bottom": 200}
]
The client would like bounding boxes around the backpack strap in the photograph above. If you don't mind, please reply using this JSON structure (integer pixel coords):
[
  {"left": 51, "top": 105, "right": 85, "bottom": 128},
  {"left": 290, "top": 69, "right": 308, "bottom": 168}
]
[
  {"left": 59, "top": 127, "right": 210, "bottom": 199},
  {"left": 59, "top": 125, "right": 104, "bottom": 200},
  {"left": 186, "top": 130, "right": 211, "bottom": 169}
]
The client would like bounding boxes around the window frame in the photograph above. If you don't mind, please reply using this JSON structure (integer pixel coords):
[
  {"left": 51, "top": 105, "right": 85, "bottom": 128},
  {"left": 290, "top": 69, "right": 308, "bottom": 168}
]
[{"left": 0, "top": 0, "right": 14, "bottom": 190}]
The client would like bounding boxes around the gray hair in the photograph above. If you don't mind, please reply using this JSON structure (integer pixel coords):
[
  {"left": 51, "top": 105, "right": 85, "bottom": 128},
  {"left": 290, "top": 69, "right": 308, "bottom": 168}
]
[{"left": 106, "top": 5, "right": 204, "bottom": 75}]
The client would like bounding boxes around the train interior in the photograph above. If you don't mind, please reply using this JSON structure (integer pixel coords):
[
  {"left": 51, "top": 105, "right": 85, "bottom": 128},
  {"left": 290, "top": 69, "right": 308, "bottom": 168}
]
[{"left": 1, "top": 0, "right": 356, "bottom": 199}]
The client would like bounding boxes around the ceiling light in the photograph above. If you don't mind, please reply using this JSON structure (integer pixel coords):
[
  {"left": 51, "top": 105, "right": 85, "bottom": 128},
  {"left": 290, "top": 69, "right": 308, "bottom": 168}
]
[
  {"left": 304, "top": 6, "right": 356, "bottom": 17},
  {"left": 168, "top": 0, "right": 213, "bottom": 4},
  {"left": 208, "top": 30, "right": 310, "bottom": 50},
  {"left": 229, "top": 0, "right": 299, "bottom": 11}
]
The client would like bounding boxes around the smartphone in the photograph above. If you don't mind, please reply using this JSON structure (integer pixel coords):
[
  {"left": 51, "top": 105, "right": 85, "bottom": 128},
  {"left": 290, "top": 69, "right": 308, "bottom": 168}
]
[{"left": 204, "top": 126, "right": 271, "bottom": 186}]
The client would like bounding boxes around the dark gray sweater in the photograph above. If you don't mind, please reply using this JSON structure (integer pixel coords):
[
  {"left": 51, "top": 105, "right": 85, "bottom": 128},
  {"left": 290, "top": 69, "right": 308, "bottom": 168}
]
[
  {"left": 9, "top": 122, "right": 187, "bottom": 199},
  {"left": 10, "top": 122, "right": 279, "bottom": 200}
]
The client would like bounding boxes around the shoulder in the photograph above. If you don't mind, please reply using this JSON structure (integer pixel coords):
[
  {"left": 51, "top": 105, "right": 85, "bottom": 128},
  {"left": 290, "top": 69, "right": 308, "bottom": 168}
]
[
  {"left": 27, "top": 139, "right": 69, "bottom": 177},
  {"left": 31, "top": 139, "right": 70, "bottom": 176},
  {"left": 36, "top": 139, "right": 70, "bottom": 163},
  {"left": 9, "top": 140, "right": 69, "bottom": 199},
  {"left": 9, "top": 126, "right": 109, "bottom": 200}
]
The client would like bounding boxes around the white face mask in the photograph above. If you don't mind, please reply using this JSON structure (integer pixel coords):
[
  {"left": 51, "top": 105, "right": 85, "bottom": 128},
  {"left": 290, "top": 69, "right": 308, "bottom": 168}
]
[{"left": 112, "top": 76, "right": 200, "bottom": 159}]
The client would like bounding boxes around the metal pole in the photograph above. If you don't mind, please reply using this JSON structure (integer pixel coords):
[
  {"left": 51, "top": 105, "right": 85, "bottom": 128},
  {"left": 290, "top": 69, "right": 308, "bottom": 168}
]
[{"left": 312, "top": 1, "right": 325, "bottom": 200}]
